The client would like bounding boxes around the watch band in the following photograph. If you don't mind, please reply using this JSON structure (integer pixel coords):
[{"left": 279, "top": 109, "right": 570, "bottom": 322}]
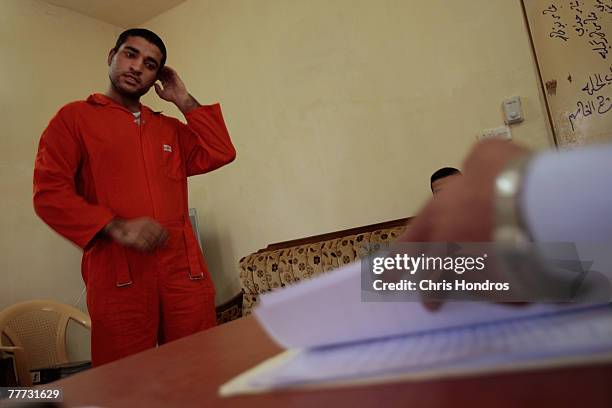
[{"left": 493, "top": 153, "right": 534, "bottom": 247}]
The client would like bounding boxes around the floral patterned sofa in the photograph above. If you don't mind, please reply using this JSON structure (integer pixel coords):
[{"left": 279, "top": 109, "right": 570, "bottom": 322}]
[{"left": 238, "top": 217, "right": 411, "bottom": 316}]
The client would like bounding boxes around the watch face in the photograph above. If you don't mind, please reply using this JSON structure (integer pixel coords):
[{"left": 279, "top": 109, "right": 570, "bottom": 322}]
[{"left": 494, "top": 155, "right": 534, "bottom": 246}]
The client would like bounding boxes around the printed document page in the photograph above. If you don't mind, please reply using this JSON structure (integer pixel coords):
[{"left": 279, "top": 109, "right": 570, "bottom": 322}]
[
  {"left": 221, "top": 304, "right": 612, "bottom": 395},
  {"left": 254, "top": 262, "right": 590, "bottom": 349}
]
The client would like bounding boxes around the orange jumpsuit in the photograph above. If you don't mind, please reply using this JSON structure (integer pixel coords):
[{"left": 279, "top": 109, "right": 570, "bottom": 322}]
[{"left": 33, "top": 93, "right": 236, "bottom": 366}]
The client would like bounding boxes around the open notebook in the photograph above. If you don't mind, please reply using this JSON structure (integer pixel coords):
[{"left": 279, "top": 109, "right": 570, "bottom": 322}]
[{"left": 220, "top": 261, "right": 612, "bottom": 396}]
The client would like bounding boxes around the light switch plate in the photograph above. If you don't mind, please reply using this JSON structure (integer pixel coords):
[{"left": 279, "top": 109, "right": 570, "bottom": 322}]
[{"left": 503, "top": 96, "right": 524, "bottom": 124}]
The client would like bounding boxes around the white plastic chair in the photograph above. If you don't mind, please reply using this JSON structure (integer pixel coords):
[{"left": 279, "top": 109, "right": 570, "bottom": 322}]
[{"left": 0, "top": 299, "right": 91, "bottom": 386}]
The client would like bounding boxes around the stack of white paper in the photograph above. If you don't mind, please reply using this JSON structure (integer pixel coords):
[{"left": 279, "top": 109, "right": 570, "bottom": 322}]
[{"left": 220, "top": 262, "right": 612, "bottom": 396}]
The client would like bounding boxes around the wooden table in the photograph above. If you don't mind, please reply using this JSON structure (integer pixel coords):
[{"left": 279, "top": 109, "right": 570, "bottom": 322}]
[{"left": 52, "top": 316, "right": 612, "bottom": 407}]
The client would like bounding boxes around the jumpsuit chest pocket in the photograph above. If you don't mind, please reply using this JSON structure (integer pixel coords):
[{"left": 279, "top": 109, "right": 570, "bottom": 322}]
[{"left": 161, "top": 144, "right": 183, "bottom": 181}]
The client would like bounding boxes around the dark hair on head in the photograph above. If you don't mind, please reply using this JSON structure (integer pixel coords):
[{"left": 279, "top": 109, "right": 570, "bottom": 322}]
[
  {"left": 113, "top": 28, "right": 167, "bottom": 71},
  {"left": 430, "top": 167, "right": 461, "bottom": 189}
]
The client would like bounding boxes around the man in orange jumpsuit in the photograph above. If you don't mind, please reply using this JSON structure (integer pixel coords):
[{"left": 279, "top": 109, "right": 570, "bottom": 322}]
[{"left": 33, "top": 29, "right": 236, "bottom": 366}]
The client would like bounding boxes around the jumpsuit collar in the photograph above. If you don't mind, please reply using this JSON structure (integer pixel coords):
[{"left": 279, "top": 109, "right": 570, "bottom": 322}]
[{"left": 87, "top": 93, "right": 161, "bottom": 116}]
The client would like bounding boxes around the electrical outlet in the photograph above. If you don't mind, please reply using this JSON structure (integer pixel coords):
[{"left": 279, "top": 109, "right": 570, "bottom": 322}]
[{"left": 478, "top": 125, "right": 512, "bottom": 141}]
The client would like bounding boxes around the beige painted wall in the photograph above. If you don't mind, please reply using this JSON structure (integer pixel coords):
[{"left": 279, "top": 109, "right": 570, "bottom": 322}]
[
  {"left": 2, "top": 0, "right": 554, "bottom": 338},
  {"left": 1, "top": 0, "right": 123, "bottom": 358},
  {"left": 141, "top": 0, "right": 554, "bottom": 303}
]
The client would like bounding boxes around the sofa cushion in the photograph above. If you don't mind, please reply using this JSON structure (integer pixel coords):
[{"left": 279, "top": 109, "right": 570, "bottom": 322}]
[{"left": 239, "top": 222, "right": 409, "bottom": 316}]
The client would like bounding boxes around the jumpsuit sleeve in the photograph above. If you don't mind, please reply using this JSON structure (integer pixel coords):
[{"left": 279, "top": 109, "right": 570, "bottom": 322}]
[
  {"left": 179, "top": 103, "right": 236, "bottom": 177},
  {"left": 33, "top": 108, "right": 115, "bottom": 249}
]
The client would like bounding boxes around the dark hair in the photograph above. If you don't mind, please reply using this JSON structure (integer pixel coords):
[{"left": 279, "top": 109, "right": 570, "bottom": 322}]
[
  {"left": 113, "top": 28, "right": 167, "bottom": 70},
  {"left": 430, "top": 167, "right": 461, "bottom": 190}
]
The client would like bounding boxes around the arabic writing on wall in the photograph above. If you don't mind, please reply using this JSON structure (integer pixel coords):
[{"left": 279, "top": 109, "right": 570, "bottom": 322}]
[
  {"left": 543, "top": 0, "right": 612, "bottom": 59},
  {"left": 569, "top": 65, "right": 612, "bottom": 130}
]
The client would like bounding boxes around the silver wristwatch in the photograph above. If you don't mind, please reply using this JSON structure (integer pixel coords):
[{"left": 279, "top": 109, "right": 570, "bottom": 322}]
[{"left": 493, "top": 154, "right": 534, "bottom": 247}]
